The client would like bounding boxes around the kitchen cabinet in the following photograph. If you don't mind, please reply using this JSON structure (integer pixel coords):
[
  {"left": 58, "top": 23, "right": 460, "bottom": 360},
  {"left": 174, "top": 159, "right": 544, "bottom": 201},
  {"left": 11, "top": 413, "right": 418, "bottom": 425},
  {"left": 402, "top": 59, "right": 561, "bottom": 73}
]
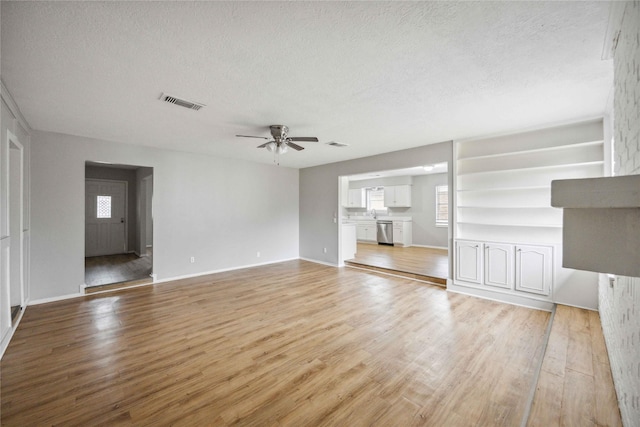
[
  {"left": 356, "top": 221, "right": 377, "bottom": 242},
  {"left": 392, "top": 221, "right": 412, "bottom": 246},
  {"left": 455, "top": 240, "right": 483, "bottom": 284},
  {"left": 342, "top": 223, "right": 357, "bottom": 260},
  {"left": 515, "top": 245, "right": 552, "bottom": 296},
  {"left": 384, "top": 185, "right": 412, "bottom": 207},
  {"left": 484, "top": 243, "right": 514, "bottom": 289},
  {"left": 345, "top": 189, "right": 365, "bottom": 208}
]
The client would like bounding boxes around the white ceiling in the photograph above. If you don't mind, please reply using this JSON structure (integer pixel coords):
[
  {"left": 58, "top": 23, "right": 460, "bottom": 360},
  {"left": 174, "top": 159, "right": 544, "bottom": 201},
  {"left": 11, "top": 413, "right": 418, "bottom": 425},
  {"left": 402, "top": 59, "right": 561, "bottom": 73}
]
[{"left": 1, "top": 1, "right": 613, "bottom": 169}]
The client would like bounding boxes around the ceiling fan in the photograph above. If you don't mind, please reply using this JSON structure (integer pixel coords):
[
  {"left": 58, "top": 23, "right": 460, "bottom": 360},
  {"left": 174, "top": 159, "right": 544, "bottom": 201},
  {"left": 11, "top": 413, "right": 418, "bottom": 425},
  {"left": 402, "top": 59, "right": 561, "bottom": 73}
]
[{"left": 236, "top": 125, "right": 319, "bottom": 154}]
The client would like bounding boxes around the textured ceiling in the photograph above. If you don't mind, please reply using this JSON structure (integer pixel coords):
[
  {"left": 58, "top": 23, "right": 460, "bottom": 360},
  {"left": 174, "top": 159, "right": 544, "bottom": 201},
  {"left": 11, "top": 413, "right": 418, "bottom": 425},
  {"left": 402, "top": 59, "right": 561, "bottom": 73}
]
[{"left": 1, "top": 1, "right": 612, "bottom": 168}]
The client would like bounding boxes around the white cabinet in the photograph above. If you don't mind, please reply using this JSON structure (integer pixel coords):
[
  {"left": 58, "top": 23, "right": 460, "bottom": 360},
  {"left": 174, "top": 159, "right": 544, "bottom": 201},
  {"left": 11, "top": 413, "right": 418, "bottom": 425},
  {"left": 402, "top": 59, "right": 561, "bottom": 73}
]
[
  {"left": 515, "top": 245, "right": 552, "bottom": 296},
  {"left": 484, "top": 243, "right": 514, "bottom": 289},
  {"left": 384, "top": 185, "right": 412, "bottom": 207},
  {"left": 455, "top": 239, "right": 553, "bottom": 297},
  {"left": 392, "top": 221, "right": 412, "bottom": 246},
  {"left": 345, "top": 189, "right": 365, "bottom": 208},
  {"left": 356, "top": 221, "right": 376, "bottom": 242},
  {"left": 455, "top": 240, "right": 483, "bottom": 284},
  {"left": 342, "top": 224, "right": 357, "bottom": 260}
]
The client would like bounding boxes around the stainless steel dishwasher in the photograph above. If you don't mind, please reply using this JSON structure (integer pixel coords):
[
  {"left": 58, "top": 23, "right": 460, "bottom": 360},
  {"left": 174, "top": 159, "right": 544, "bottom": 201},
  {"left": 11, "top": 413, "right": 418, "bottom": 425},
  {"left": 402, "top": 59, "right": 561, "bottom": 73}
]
[{"left": 376, "top": 220, "right": 393, "bottom": 245}]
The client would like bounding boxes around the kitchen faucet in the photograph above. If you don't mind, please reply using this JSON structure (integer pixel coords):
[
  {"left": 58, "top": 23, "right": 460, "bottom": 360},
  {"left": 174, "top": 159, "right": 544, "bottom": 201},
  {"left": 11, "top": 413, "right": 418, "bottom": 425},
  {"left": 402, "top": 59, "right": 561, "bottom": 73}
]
[{"left": 371, "top": 209, "right": 377, "bottom": 219}]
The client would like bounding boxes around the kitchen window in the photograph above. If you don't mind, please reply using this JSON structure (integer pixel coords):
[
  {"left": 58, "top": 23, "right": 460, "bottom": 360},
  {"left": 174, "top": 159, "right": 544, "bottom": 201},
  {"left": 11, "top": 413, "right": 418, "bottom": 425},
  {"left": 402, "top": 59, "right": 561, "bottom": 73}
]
[
  {"left": 436, "top": 185, "right": 448, "bottom": 226},
  {"left": 366, "top": 188, "right": 387, "bottom": 213}
]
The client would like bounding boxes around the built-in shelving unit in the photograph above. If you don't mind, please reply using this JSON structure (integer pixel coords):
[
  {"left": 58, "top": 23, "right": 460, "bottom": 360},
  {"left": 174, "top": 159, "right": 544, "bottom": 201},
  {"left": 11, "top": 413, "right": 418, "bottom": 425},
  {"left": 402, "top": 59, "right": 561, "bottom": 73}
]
[
  {"left": 456, "top": 122, "right": 604, "bottom": 245},
  {"left": 452, "top": 120, "right": 606, "bottom": 310}
]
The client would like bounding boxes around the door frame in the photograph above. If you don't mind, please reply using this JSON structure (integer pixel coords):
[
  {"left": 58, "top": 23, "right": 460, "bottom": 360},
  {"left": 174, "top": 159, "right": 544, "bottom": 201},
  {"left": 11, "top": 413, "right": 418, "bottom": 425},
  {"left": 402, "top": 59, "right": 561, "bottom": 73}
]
[
  {"left": 5, "top": 130, "right": 25, "bottom": 312},
  {"left": 85, "top": 178, "right": 129, "bottom": 256}
]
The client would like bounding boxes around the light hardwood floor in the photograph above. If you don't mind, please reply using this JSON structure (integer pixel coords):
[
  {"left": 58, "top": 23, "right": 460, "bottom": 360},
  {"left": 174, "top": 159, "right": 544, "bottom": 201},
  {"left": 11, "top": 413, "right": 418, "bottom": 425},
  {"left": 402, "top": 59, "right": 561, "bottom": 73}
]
[
  {"left": 528, "top": 305, "right": 622, "bottom": 426},
  {"left": 1, "top": 260, "right": 618, "bottom": 425},
  {"left": 346, "top": 243, "right": 448, "bottom": 284}
]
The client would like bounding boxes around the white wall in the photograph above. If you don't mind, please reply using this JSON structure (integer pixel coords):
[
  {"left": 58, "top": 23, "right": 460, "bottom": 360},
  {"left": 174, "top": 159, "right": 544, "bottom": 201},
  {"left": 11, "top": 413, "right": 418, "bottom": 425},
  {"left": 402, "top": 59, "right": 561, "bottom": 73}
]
[
  {"left": 601, "top": 2, "right": 640, "bottom": 425},
  {"left": 300, "top": 141, "right": 453, "bottom": 266},
  {"left": 408, "top": 173, "right": 448, "bottom": 248},
  {"left": 30, "top": 130, "right": 299, "bottom": 301}
]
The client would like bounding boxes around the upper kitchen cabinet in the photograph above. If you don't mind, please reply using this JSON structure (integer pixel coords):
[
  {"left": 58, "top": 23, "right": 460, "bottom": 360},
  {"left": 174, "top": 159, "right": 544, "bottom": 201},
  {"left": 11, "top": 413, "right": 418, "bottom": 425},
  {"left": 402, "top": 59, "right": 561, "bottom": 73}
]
[
  {"left": 344, "top": 188, "right": 365, "bottom": 208},
  {"left": 384, "top": 185, "right": 411, "bottom": 207}
]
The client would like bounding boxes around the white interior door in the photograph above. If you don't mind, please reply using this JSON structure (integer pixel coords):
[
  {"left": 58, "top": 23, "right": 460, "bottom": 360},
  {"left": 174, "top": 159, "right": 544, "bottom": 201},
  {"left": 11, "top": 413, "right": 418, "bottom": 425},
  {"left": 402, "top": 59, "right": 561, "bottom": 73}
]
[{"left": 85, "top": 180, "right": 127, "bottom": 257}]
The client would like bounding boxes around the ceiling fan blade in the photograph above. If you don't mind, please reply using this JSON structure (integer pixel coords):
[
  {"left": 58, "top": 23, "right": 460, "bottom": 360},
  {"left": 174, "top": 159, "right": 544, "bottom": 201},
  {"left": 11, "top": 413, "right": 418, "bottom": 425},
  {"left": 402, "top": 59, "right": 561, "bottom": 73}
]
[
  {"left": 286, "top": 142, "right": 305, "bottom": 151},
  {"left": 289, "top": 137, "right": 319, "bottom": 142},
  {"left": 236, "top": 134, "right": 269, "bottom": 140},
  {"left": 256, "top": 142, "right": 272, "bottom": 148}
]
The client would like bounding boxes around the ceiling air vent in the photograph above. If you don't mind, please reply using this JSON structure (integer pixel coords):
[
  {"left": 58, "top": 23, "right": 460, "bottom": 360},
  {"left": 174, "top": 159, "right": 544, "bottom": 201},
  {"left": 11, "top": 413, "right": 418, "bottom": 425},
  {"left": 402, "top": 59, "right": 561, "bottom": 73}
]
[
  {"left": 326, "top": 141, "right": 348, "bottom": 147},
  {"left": 159, "top": 93, "right": 205, "bottom": 111}
]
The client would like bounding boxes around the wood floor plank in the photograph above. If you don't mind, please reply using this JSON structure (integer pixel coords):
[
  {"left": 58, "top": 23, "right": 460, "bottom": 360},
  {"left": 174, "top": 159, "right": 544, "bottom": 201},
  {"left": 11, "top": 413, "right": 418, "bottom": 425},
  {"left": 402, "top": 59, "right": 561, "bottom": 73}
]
[
  {"left": 528, "top": 305, "right": 622, "bottom": 427},
  {"left": 0, "top": 260, "right": 591, "bottom": 426},
  {"left": 346, "top": 243, "right": 448, "bottom": 282}
]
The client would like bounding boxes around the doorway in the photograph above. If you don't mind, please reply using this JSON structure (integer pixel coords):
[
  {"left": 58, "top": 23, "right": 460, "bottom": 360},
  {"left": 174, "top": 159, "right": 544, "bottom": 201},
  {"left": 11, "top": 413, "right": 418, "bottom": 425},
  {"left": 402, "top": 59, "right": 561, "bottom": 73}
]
[
  {"left": 339, "top": 163, "right": 450, "bottom": 284},
  {"left": 84, "top": 163, "right": 153, "bottom": 291}
]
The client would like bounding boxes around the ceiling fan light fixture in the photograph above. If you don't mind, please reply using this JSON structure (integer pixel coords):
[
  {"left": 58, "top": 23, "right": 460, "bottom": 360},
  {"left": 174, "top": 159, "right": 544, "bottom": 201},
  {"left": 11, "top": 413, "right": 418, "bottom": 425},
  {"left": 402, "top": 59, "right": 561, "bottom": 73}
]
[
  {"left": 265, "top": 142, "right": 277, "bottom": 152},
  {"left": 278, "top": 144, "right": 288, "bottom": 154}
]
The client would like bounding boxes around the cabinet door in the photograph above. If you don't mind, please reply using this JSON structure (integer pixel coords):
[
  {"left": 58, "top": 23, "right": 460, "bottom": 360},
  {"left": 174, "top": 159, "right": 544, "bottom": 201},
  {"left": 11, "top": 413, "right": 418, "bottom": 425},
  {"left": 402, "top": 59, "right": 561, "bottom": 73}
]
[
  {"left": 394, "top": 185, "right": 412, "bottom": 207},
  {"left": 515, "top": 245, "right": 552, "bottom": 295},
  {"left": 484, "top": 243, "right": 514, "bottom": 289},
  {"left": 455, "top": 240, "right": 483, "bottom": 284},
  {"left": 348, "top": 189, "right": 364, "bottom": 207},
  {"left": 356, "top": 225, "right": 367, "bottom": 240},
  {"left": 392, "top": 224, "right": 403, "bottom": 244},
  {"left": 404, "top": 222, "right": 412, "bottom": 246},
  {"left": 366, "top": 226, "right": 377, "bottom": 241},
  {"left": 383, "top": 186, "right": 395, "bottom": 207}
]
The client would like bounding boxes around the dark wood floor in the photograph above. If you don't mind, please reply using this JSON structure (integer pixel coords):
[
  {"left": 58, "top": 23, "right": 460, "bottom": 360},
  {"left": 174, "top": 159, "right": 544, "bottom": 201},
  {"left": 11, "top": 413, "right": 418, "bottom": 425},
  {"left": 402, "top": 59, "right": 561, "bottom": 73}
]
[
  {"left": 85, "top": 249, "right": 152, "bottom": 288},
  {"left": 2, "top": 259, "right": 563, "bottom": 426},
  {"left": 346, "top": 243, "right": 448, "bottom": 284}
]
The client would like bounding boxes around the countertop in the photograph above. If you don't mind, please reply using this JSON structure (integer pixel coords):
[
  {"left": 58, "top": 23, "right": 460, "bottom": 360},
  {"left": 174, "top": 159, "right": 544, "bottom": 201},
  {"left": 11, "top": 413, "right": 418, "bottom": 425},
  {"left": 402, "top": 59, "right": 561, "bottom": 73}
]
[{"left": 345, "top": 216, "right": 412, "bottom": 223}]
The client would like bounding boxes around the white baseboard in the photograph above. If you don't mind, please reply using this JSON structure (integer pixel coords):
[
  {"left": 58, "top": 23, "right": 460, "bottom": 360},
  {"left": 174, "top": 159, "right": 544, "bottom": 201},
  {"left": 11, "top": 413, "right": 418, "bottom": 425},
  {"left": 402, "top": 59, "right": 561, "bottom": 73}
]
[
  {"left": 28, "top": 258, "right": 302, "bottom": 305},
  {"left": 0, "top": 303, "right": 27, "bottom": 359},
  {"left": 411, "top": 244, "right": 449, "bottom": 250},
  {"left": 29, "top": 292, "right": 85, "bottom": 305},
  {"left": 299, "top": 257, "right": 339, "bottom": 268},
  {"left": 447, "top": 282, "right": 554, "bottom": 312},
  {"left": 152, "top": 257, "right": 301, "bottom": 285}
]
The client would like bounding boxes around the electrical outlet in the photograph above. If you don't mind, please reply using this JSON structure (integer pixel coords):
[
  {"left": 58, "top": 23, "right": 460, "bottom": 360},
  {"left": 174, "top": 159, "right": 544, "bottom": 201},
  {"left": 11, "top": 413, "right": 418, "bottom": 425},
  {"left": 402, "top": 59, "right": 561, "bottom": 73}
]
[
  {"left": 190, "top": 256, "right": 195, "bottom": 263},
  {"left": 323, "top": 248, "right": 327, "bottom": 254},
  {"left": 257, "top": 251, "right": 261, "bottom": 258}
]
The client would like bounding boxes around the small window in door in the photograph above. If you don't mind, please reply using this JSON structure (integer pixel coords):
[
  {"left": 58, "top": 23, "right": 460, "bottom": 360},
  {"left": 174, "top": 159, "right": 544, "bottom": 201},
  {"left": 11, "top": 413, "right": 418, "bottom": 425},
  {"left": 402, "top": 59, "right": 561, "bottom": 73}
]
[{"left": 97, "top": 195, "right": 112, "bottom": 219}]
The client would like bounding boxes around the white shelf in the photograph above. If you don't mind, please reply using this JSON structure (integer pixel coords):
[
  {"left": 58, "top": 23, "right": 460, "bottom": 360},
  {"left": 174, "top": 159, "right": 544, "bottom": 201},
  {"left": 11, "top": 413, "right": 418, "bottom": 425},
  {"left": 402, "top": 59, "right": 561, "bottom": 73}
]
[
  {"left": 457, "top": 120, "right": 604, "bottom": 159},
  {"left": 457, "top": 187, "right": 552, "bottom": 208},
  {"left": 457, "top": 162, "right": 603, "bottom": 192},
  {"left": 458, "top": 156, "right": 604, "bottom": 176},
  {"left": 457, "top": 221, "right": 562, "bottom": 228},
  {"left": 458, "top": 140, "right": 603, "bottom": 162},
  {"left": 456, "top": 223, "right": 563, "bottom": 245},
  {"left": 457, "top": 185, "right": 549, "bottom": 193},
  {"left": 455, "top": 120, "right": 603, "bottom": 248}
]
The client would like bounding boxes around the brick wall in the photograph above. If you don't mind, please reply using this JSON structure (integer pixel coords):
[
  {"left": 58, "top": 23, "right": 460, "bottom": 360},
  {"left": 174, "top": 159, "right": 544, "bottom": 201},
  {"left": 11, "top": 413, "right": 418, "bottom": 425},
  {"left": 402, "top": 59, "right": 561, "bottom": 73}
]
[{"left": 601, "top": 1, "right": 640, "bottom": 425}]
